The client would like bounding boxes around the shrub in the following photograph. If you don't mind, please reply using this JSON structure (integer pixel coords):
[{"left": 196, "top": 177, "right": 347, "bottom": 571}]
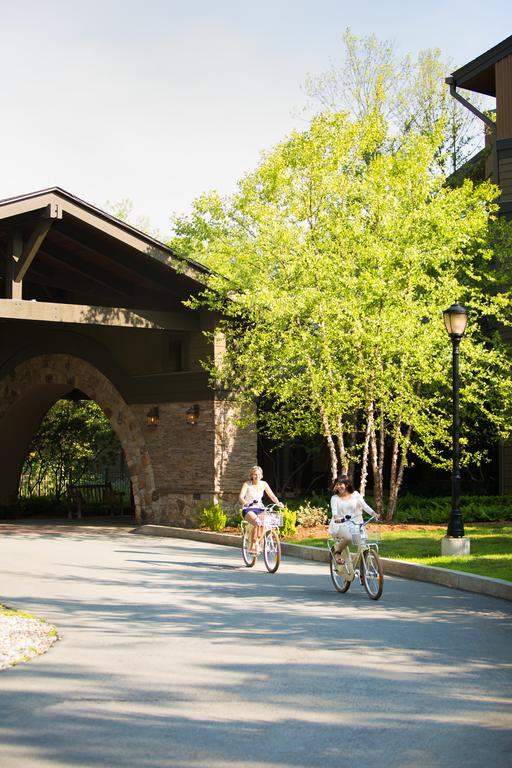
[
  {"left": 306, "top": 492, "right": 330, "bottom": 509},
  {"left": 0, "top": 503, "right": 22, "bottom": 519},
  {"left": 19, "top": 495, "right": 68, "bottom": 517},
  {"left": 197, "top": 503, "right": 227, "bottom": 531},
  {"left": 392, "top": 494, "right": 512, "bottom": 523},
  {"left": 280, "top": 507, "right": 297, "bottom": 536},
  {"left": 295, "top": 501, "right": 328, "bottom": 528},
  {"left": 226, "top": 509, "right": 243, "bottom": 527}
]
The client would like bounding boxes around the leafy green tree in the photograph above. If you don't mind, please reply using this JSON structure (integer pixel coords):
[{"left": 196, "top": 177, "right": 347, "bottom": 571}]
[
  {"left": 172, "top": 103, "right": 512, "bottom": 519},
  {"left": 305, "top": 29, "right": 488, "bottom": 175},
  {"left": 21, "top": 400, "right": 121, "bottom": 499},
  {"left": 106, "top": 197, "right": 160, "bottom": 239}
]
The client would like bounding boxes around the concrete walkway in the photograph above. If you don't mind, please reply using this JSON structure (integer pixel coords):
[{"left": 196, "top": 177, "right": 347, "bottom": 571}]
[{"left": 0, "top": 522, "right": 511, "bottom": 768}]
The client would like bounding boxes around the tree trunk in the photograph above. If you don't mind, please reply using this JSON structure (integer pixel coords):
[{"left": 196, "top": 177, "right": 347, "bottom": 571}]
[
  {"left": 360, "top": 403, "right": 373, "bottom": 496},
  {"left": 387, "top": 425, "right": 412, "bottom": 520},
  {"left": 349, "top": 428, "right": 357, "bottom": 485},
  {"left": 336, "top": 417, "right": 349, "bottom": 475},
  {"left": 321, "top": 412, "right": 338, "bottom": 483},
  {"left": 369, "top": 405, "right": 384, "bottom": 515},
  {"left": 386, "top": 424, "right": 401, "bottom": 521}
]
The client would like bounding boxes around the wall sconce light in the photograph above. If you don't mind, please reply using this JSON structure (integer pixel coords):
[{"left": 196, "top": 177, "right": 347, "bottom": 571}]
[
  {"left": 186, "top": 404, "right": 200, "bottom": 425},
  {"left": 146, "top": 406, "right": 159, "bottom": 427}
]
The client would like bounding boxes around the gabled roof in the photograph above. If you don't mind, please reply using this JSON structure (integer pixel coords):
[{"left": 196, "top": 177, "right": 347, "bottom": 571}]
[
  {"left": 0, "top": 187, "right": 209, "bottom": 311},
  {"left": 451, "top": 35, "right": 512, "bottom": 96}
]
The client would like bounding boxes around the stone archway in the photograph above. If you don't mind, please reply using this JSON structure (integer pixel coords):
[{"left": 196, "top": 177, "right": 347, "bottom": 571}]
[{"left": 0, "top": 353, "right": 157, "bottom": 522}]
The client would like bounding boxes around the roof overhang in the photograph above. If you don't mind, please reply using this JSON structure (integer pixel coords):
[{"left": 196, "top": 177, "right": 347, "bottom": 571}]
[
  {"left": 0, "top": 187, "right": 209, "bottom": 312},
  {"left": 450, "top": 34, "right": 512, "bottom": 96}
]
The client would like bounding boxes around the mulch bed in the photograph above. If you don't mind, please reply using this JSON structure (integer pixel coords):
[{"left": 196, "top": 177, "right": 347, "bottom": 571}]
[{"left": 223, "top": 521, "right": 510, "bottom": 541}]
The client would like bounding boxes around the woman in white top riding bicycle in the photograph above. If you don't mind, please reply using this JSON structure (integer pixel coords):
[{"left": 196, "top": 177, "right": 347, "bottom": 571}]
[
  {"left": 239, "top": 466, "right": 283, "bottom": 554},
  {"left": 329, "top": 474, "right": 379, "bottom": 575}
]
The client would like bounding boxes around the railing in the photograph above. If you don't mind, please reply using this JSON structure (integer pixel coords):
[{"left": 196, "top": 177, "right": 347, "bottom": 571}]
[{"left": 18, "top": 471, "right": 131, "bottom": 500}]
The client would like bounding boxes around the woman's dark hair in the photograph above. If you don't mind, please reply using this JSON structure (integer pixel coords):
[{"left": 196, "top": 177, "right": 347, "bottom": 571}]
[{"left": 332, "top": 474, "right": 354, "bottom": 494}]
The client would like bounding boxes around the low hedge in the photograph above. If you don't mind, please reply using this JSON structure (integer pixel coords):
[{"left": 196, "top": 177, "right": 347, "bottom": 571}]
[
  {"left": 289, "top": 493, "right": 512, "bottom": 524},
  {"left": 392, "top": 494, "right": 512, "bottom": 523}
]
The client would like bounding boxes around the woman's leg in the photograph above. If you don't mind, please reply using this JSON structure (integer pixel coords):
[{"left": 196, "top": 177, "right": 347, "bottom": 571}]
[
  {"left": 245, "top": 510, "right": 264, "bottom": 551},
  {"left": 334, "top": 534, "right": 353, "bottom": 573}
]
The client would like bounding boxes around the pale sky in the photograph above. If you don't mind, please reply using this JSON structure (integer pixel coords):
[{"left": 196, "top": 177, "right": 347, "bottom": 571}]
[{"left": 1, "top": 0, "right": 511, "bottom": 237}]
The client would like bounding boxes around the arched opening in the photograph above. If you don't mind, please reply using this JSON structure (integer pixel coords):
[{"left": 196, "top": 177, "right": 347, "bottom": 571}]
[
  {"left": 16, "top": 391, "right": 132, "bottom": 518},
  {"left": 0, "top": 354, "right": 157, "bottom": 523}
]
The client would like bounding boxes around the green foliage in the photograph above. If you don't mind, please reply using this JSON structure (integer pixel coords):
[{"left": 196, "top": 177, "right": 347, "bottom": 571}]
[
  {"left": 172, "top": 53, "right": 512, "bottom": 521},
  {"left": 20, "top": 400, "right": 121, "bottom": 500},
  {"left": 0, "top": 496, "right": 69, "bottom": 519},
  {"left": 393, "top": 494, "right": 512, "bottom": 524},
  {"left": 295, "top": 502, "right": 328, "bottom": 528},
  {"left": 289, "top": 493, "right": 512, "bottom": 524},
  {"left": 227, "top": 509, "right": 243, "bottom": 527},
  {"left": 280, "top": 507, "right": 297, "bottom": 536},
  {"left": 197, "top": 503, "right": 228, "bottom": 531},
  {"left": 20, "top": 496, "right": 68, "bottom": 518},
  {"left": 305, "top": 29, "right": 486, "bottom": 175}
]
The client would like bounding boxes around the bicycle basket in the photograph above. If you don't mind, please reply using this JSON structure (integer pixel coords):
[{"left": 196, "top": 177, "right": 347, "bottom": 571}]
[
  {"left": 364, "top": 523, "right": 381, "bottom": 543},
  {"left": 264, "top": 512, "right": 283, "bottom": 528},
  {"left": 351, "top": 527, "right": 368, "bottom": 547}
]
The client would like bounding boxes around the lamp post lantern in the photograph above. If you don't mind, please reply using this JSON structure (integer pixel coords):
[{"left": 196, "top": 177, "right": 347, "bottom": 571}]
[{"left": 443, "top": 303, "right": 469, "bottom": 548}]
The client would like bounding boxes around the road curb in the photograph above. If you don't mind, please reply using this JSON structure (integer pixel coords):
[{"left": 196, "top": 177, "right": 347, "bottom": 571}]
[{"left": 135, "top": 524, "right": 512, "bottom": 602}]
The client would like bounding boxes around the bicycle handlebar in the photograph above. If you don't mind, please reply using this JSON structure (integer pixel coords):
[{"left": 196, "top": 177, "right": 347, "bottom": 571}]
[
  {"left": 361, "top": 512, "right": 380, "bottom": 525},
  {"left": 243, "top": 502, "right": 284, "bottom": 511},
  {"left": 333, "top": 511, "right": 380, "bottom": 526}
]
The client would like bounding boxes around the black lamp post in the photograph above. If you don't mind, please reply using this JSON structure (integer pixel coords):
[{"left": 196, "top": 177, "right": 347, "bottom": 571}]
[{"left": 443, "top": 303, "right": 468, "bottom": 538}]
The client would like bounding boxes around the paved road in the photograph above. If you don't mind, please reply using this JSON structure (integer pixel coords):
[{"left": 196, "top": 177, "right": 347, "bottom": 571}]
[{"left": 0, "top": 522, "right": 511, "bottom": 768}]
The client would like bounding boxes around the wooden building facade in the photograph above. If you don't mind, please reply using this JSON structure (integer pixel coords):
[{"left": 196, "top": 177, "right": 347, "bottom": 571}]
[
  {"left": 0, "top": 188, "right": 256, "bottom": 523},
  {"left": 449, "top": 35, "right": 512, "bottom": 494}
]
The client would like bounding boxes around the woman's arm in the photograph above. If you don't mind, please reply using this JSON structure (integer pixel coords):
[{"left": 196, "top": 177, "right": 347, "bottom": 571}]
[
  {"left": 239, "top": 482, "right": 248, "bottom": 506},
  {"left": 355, "top": 491, "right": 379, "bottom": 518},
  {"left": 330, "top": 495, "right": 341, "bottom": 521},
  {"left": 263, "top": 482, "right": 283, "bottom": 506}
]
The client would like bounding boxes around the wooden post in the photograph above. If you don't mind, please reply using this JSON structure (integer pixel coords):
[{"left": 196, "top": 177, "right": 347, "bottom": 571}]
[{"left": 6, "top": 229, "right": 23, "bottom": 300}]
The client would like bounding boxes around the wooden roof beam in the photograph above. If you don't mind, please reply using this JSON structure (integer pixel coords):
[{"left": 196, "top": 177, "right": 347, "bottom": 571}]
[
  {"left": 13, "top": 203, "right": 63, "bottom": 283},
  {"left": 0, "top": 298, "right": 199, "bottom": 331}
]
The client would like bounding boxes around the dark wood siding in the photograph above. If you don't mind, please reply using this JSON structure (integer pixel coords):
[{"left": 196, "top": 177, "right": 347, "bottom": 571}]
[
  {"left": 502, "top": 327, "right": 512, "bottom": 493},
  {"left": 496, "top": 54, "right": 512, "bottom": 140},
  {"left": 498, "top": 141, "right": 512, "bottom": 205}
]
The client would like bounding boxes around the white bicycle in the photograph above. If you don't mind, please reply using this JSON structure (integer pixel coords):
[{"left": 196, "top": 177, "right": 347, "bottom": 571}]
[
  {"left": 241, "top": 504, "right": 283, "bottom": 573},
  {"left": 328, "top": 513, "right": 384, "bottom": 600}
]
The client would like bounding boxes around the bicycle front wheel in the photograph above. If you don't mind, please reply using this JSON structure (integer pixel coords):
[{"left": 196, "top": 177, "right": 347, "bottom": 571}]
[
  {"left": 329, "top": 553, "right": 352, "bottom": 593},
  {"left": 263, "top": 529, "right": 281, "bottom": 573},
  {"left": 361, "top": 548, "right": 383, "bottom": 600},
  {"left": 241, "top": 525, "right": 256, "bottom": 567}
]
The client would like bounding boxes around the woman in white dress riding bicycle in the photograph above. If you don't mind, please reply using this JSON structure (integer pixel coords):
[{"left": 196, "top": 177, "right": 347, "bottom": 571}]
[
  {"left": 329, "top": 474, "right": 380, "bottom": 576},
  {"left": 239, "top": 466, "right": 283, "bottom": 554}
]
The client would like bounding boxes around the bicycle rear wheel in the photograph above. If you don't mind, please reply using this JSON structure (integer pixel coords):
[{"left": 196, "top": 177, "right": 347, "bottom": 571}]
[
  {"left": 263, "top": 529, "right": 281, "bottom": 573},
  {"left": 241, "top": 525, "right": 256, "bottom": 567},
  {"left": 329, "top": 553, "right": 351, "bottom": 593},
  {"left": 361, "top": 548, "right": 383, "bottom": 600}
]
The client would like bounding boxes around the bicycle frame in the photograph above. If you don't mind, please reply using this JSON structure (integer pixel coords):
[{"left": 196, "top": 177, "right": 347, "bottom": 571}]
[
  {"left": 328, "top": 513, "right": 383, "bottom": 600},
  {"left": 241, "top": 504, "right": 283, "bottom": 572}
]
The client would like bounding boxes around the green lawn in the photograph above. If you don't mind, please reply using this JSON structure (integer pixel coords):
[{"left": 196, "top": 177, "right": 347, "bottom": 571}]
[{"left": 288, "top": 525, "right": 512, "bottom": 582}]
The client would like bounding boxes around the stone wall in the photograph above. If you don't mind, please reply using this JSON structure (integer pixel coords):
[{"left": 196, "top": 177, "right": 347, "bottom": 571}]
[
  {"left": 0, "top": 353, "right": 257, "bottom": 526},
  {"left": 0, "top": 354, "right": 157, "bottom": 519},
  {"left": 130, "top": 398, "right": 256, "bottom": 526}
]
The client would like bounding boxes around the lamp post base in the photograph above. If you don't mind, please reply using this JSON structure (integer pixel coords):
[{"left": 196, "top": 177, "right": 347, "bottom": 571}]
[{"left": 441, "top": 536, "right": 470, "bottom": 557}]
